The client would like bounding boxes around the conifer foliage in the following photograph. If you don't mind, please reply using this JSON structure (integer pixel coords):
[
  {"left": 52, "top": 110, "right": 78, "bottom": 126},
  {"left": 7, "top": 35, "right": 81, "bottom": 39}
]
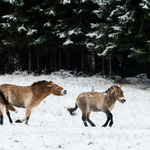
[{"left": 0, "top": 0, "right": 150, "bottom": 76}]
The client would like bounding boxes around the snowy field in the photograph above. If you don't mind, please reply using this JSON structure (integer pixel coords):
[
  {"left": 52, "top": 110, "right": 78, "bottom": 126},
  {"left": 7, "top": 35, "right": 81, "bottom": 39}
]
[{"left": 0, "top": 72, "right": 150, "bottom": 150}]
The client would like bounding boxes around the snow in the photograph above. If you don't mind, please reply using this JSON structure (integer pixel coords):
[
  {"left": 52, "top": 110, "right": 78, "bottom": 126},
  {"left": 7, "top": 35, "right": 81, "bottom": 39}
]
[
  {"left": 57, "top": 32, "right": 66, "bottom": 38},
  {"left": 45, "top": 9, "right": 55, "bottom": 16},
  {"left": 142, "top": 4, "right": 149, "bottom": 9},
  {"left": 2, "top": 14, "right": 17, "bottom": 21},
  {"left": 63, "top": 39, "right": 73, "bottom": 45},
  {"left": 121, "top": 73, "right": 150, "bottom": 88},
  {"left": 3, "top": 0, "right": 15, "bottom": 4},
  {"left": 43, "top": 22, "right": 51, "bottom": 27},
  {"left": 0, "top": 23, "right": 11, "bottom": 29},
  {"left": 18, "top": 25, "right": 27, "bottom": 33},
  {"left": 68, "top": 29, "right": 82, "bottom": 35},
  {"left": 108, "top": 33, "right": 118, "bottom": 38},
  {"left": 86, "top": 43, "right": 95, "bottom": 48},
  {"left": 26, "top": 29, "right": 38, "bottom": 36},
  {"left": 140, "top": 1, "right": 150, "bottom": 10},
  {"left": 92, "top": 0, "right": 110, "bottom": 6},
  {"left": 0, "top": 71, "right": 150, "bottom": 150},
  {"left": 30, "top": 37, "right": 46, "bottom": 46},
  {"left": 1, "top": 40, "right": 12, "bottom": 45},
  {"left": 112, "top": 26, "right": 121, "bottom": 31},
  {"left": 86, "top": 32, "right": 103, "bottom": 39},
  {"left": 98, "top": 45, "right": 116, "bottom": 56},
  {"left": 61, "top": 0, "right": 71, "bottom": 4},
  {"left": 90, "top": 23, "right": 100, "bottom": 29}
]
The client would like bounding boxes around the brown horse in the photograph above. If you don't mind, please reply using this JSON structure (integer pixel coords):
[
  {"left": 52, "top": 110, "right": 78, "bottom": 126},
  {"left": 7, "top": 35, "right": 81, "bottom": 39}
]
[
  {"left": 0, "top": 80, "right": 67, "bottom": 125},
  {"left": 67, "top": 85, "right": 126, "bottom": 127}
]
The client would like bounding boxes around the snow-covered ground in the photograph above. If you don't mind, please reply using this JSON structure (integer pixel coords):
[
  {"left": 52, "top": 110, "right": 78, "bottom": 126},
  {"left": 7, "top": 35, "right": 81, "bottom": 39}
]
[{"left": 0, "top": 72, "right": 150, "bottom": 150}]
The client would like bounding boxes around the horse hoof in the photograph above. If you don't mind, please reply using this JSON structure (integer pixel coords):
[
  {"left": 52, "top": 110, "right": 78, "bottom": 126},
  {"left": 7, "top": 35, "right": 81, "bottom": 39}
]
[
  {"left": 102, "top": 124, "right": 107, "bottom": 127},
  {"left": 91, "top": 124, "right": 96, "bottom": 127},
  {"left": 15, "top": 119, "right": 22, "bottom": 123},
  {"left": 109, "top": 123, "right": 113, "bottom": 127},
  {"left": 25, "top": 122, "right": 28, "bottom": 125}
]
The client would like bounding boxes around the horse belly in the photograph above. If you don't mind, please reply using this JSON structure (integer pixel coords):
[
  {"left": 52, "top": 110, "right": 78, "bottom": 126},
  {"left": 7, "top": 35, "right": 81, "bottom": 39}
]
[
  {"left": 89, "top": 105, "right": 100, "bottom": 112},
  {"left": 9, "top": 94, "right": 28, "bottom": 108},
  {"left": 89, "top": 102, "right": 104, "bottom": 112},
  {"left": 10, "top": 99, "right": 25, "bottom": 108}
]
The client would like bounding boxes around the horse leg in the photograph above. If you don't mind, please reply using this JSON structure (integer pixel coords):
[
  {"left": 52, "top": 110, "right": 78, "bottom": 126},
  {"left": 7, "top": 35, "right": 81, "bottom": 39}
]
[
  {"left": 0, "top": 109, "right": 3, "bottom": 125},
  {"left": 102, "top": 108, "right": 113, "bottom": 127},
  {"left": 24, "top": 108, "right": 32, "bottom": 125},
  {"left": 87, "top": 111, "right": 96, "bottom": 127},
  {"left": 6, "top": 108, "right": 13, "bottom": 124},
  {"left": 16, "top": 108, "right": 32, "bottom": 124},
  {"left": 82, "top": 113, "right": 88, "bottom": 127}
]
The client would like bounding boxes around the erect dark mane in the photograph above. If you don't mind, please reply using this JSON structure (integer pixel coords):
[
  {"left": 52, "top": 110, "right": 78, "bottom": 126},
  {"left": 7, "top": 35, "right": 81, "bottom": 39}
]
[
  {"left": 105, "top": 86, "right": 118, "bottom": 93},
  {"left": 31, "top": 80, "right": 50, "bottom": 86}
]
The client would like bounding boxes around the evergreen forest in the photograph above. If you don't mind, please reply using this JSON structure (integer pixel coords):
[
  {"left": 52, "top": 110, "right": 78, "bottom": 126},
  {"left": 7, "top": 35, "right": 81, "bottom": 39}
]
[{"left": 0, "top": 0, "right": 150, "bottom": 77}]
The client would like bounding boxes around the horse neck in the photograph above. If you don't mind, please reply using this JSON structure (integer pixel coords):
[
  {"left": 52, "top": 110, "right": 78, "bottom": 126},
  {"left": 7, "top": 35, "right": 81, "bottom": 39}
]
[
  {"left": 105, "top": 89, "right": 117, "bottom": 107},
  {"left": 32, "top": 85, "right": 51, "bottom": 102}
]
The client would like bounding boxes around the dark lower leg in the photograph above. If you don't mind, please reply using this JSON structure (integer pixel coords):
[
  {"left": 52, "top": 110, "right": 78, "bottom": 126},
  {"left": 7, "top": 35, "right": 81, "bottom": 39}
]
[
  {"left": 102, "top": 116, "right": 110, "bottom": 127},
  {"left": 6, "top": 111, "right": 13, "bottom": 123},
  {"left": 82, "top": 115, "right": 88, "bottom": 127},
  {"left": 87, "top": 118, "right": 96, "bottom": 127},
  {"left": 109, "top": 114, "right": 113, "bottom": 127},
  {"left": 102, "top": 112, "right": 113, "bottom": 127},
  {"left": 15, "top": 108, "right": 31, "bottom": 124},
  {"left": 0, "top": 115, "right": 3, "bottom": 125},
  {"left": 25, "top": 116, "right": 30, "bottom": 125}
]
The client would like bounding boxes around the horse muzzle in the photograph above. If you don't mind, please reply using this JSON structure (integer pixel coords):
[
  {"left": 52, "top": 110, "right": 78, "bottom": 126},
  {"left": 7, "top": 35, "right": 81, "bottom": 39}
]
[
  {"left": 62, "top": 90, "right": 67, "bottom": 95},
  {"left": 120, "top": 99, "right": 126, "bottom": 103}
]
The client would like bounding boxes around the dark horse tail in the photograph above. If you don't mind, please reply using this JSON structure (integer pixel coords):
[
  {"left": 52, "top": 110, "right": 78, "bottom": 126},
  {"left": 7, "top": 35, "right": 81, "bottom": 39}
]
[
  {"left": 0, "top": 90, "right": 16, "bottom": 112},
  {"left": 67, "top": 104, "right": 78, "bottom": 115}
]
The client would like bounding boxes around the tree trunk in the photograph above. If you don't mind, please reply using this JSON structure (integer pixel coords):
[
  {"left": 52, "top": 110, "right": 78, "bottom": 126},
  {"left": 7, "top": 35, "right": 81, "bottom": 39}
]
[
  {"left": 28, "top": 48, "right": 32, "bottom": 73},
  {"left": 81, "top": 49, "right": 84, "bottom": 73},
  {"left": 58, "top": 49, "right": 62, "bottom": 70},
  {"left": 8, "top": 49, "right": 11, "bottom": 73},
  {"left": 37, "top": 51, "right": 40, "bottom": 74},
  {"left": 101, "top": 57, "right": 105, "bottom": 76},
  {"left": 18, "top": 51, "right": 22, "bottom": 71},
  {"left": 108, "top": 56, "right": 112, "bottom": 78},
  {"left": 91, "top": 52, "right": 95, "bottom": 74},
  {"left": 53, "top": 51, "right": 57, "bottom": 71}
]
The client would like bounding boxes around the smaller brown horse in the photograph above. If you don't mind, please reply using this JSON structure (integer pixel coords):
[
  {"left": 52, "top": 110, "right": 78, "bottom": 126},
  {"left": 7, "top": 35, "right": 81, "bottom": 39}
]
[
  {"left": 0, "top": 80, "right": 67, "bottom": 125},
  {"left": 68, "top": 85, "right": 126, "bottom": 127}
]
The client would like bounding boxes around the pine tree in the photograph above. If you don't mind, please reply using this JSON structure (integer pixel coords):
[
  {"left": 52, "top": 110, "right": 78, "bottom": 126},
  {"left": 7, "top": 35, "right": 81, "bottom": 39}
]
[
  {"left": 57, "top": 0, "right": 101, "bottom": 73},
  {"left": 0, "top": 0, "right": 61, "bottom": 73},
  {"left": 118, "top": 0, "right": 150, "bottom": 74},
  {"left": 85, "top": 0, "right": 126, "bottom": 76}
]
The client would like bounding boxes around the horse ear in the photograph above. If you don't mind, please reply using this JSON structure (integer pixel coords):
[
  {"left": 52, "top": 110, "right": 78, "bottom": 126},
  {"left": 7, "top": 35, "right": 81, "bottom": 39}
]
[{"left": 120, "top": 85, "right": 122, "bottom": 89}]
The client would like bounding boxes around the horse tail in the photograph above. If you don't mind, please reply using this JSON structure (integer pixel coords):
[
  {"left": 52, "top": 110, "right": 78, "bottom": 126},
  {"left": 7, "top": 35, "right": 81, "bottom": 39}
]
[
  {"left": 0, "top": 91, "right": 16, "bottom": 112},
  {"left": 67, "top": 103, "right": 78, "bottom": 115}
]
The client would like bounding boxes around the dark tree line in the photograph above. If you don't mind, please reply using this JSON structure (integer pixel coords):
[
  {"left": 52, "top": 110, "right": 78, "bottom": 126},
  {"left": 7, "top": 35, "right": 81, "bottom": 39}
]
[{"left": 0, "top": 0, "right": 150, "bottom": 77}]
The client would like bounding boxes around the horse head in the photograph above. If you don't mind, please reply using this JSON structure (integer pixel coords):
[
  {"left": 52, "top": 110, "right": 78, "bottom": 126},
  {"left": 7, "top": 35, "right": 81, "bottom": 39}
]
[
  {"left": 47, "top": 81, "right": 67, "bottom": 96},
  {"left": 112, "top": 85, "right": 126, "bottom": 103}
]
